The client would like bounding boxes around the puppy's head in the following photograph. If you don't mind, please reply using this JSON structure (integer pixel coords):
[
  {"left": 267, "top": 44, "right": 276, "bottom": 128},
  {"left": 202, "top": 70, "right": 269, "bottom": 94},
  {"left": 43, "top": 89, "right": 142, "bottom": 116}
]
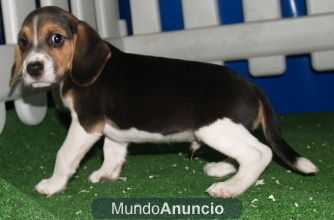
[{"left": 10, "top": 6, "right": 111, "bottom": 88}]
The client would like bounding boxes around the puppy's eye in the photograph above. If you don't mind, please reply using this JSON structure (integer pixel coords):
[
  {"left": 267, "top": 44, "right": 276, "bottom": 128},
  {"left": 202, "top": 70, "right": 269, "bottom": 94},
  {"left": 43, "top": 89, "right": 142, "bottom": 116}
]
[
  {"left": 50, "top": 34, "right": 64, "bottom": 47},
  {"left": 18, "top": 38, "right": 28, "bottom": 49}
]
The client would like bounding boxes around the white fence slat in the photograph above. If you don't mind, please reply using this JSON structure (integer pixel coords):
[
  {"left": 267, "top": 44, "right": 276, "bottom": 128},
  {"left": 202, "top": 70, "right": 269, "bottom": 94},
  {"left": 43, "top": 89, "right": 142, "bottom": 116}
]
[
  {"left": 0, "top": 46, "right": 10, "bottom": 133},
  {"left": 95, "top": 0, "right": 121, "bottom": 38},
  {"left": 307, "top": 0, "right": 334, "bottom": 13},
  {"left": 243, "top": 0, "right": 286, "bottom": 77},
  {"left": 0, "top": 102, "right": 5, "bottom": 133},
  {"left": 182, "top": 0, "right": 220, "bottom": 28},
  {"left": 108, "top": 13, "right": 334, "bottom": 62},
  {"left": 0, "top": 45, "right": 17, "bottom": 101},
  {"left": 243, "top": 0, "right": 281, "bottom": 21},
  {"left": 118, "top": 20, "right": 128, "bottom": 37},
  {"left": 182, "top": 0, "right": 222, "bottom": 65},
  {"left": 307, "top": 0, "right": 334, "bottom": 71},
  {"left": 310, "top": 50, "right": 334, "bottom": 71},
  {"left": 1, "top": 0, "right": 36, "bottom": 44},
  {"left": 248, "top": 55, "right": 285, "bottom": 76},
  {"left": 130, "top": 0, "right": 161, "bottom": 34},
  {"left": 40, "top": 0, "right": 69, "bottom": 10},
  {"left": 70, "top": 0, "right": 97, "bottom": 29}
]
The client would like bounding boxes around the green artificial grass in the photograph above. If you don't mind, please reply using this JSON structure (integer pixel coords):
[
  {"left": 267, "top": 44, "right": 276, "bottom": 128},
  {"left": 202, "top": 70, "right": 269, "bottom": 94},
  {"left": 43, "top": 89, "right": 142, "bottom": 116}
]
[
  {"left": 0, "top": 107, "right": 334, "bottom": 219},
  {"left": 0, "top": 178, "right": 57, "bottom": 219}
]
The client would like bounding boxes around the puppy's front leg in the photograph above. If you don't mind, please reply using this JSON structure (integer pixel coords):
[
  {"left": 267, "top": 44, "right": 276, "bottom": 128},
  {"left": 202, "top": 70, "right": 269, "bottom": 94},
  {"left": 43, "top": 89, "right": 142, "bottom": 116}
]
[
  {"left": 35, "top": 118, "right": 101, "bottom": 195},
  {"left": 89, "top": 137, "right": 128, "bottom": 183}
]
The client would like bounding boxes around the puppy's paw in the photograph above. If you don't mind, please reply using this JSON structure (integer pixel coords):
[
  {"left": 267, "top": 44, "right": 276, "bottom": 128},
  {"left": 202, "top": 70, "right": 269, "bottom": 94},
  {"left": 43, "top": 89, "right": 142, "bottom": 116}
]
[
  {"left": 88, "top": 170, "right": 119, "bottom": 183},
  {"left": 204, "top": 161, "right": 237, "bottom": 178},
  {"left": 206, "top": 181, "right": 244, "bottom": 198},
  {"left": 35, "top": 178, "right": 66, "bottom": 196}
]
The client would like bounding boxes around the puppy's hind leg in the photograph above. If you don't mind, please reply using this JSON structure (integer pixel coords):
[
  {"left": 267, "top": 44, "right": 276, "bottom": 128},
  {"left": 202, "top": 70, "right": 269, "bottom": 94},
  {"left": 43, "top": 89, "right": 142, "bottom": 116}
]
[
  {"left": 195, "top": 118, "right": 272, "bottom": 198},
  {"left": 89, "top": 137, "right": 128, "bottom": 183},
  {"left": 35, "top": 118, "right": 102, "bottom": 195}
]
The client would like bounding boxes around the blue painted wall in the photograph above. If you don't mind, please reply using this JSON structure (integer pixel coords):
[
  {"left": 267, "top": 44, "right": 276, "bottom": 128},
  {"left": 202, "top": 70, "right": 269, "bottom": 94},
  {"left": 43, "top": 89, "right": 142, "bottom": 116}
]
[{"left": 119, "top": 0, "right": 334, "bottom": 114}]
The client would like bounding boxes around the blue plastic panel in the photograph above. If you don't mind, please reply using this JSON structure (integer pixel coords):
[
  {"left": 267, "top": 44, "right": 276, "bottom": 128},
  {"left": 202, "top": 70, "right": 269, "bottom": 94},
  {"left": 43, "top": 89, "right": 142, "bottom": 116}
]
[
  {"left": 218, "top": 0, "right": 244, "bottom": 24},
  {"left": 281, "top": 0, "right": 306, "bottom": 17},
  {"left": 118, "top": 0, "right": 133, "bottom": 35},
  {"left": 119, "top": 0, "right": 334, "bottom": 114},
  {"left": 159, "top": 0, "right": 184, "bottom": 31}
]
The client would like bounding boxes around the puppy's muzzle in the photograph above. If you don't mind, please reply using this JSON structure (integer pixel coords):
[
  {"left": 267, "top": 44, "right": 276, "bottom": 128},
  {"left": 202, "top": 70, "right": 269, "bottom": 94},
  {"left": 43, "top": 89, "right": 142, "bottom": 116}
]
[{"left": 26, "top": 61, "right": 44, "bottom": 78}]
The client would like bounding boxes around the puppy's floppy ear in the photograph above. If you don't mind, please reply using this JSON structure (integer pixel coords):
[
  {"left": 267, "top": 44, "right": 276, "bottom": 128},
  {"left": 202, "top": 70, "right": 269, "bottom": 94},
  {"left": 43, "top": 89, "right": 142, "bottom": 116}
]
[
  {"left": 10, "top": 45, "right": 23, "bottom": 87},
  {"left": 70, "top": 22, "right": 111, "bottom": 87}
]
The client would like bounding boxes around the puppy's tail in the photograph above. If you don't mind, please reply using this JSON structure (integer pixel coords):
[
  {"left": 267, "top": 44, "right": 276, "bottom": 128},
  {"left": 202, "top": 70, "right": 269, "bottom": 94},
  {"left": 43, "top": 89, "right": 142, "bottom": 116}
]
[{"left": 255, "top": 88, "right": 319, "bottom": 174}]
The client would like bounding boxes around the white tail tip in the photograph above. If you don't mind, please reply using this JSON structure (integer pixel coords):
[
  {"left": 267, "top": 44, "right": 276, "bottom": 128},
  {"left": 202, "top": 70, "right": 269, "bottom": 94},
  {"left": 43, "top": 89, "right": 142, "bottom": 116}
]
[{"left": 295, "top": 157, "right": 319, "bottom": 174}]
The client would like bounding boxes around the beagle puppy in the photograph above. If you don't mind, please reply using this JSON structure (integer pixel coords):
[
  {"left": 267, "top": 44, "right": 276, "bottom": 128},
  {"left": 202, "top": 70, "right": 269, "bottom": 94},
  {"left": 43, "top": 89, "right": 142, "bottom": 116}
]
[{"left": 11, "top": 6, "right": 318, "bottom": 197}]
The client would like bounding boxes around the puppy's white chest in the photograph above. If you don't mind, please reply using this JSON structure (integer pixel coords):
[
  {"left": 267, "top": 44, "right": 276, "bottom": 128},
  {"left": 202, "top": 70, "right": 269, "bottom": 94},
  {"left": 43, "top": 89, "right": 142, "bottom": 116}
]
[{"left": 103, "top": 124, "right": 194, "bottom": 143}]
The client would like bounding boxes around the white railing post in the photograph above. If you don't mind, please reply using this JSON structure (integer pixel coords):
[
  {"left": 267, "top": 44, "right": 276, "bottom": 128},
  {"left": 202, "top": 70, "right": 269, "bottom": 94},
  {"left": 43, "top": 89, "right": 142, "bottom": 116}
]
[
  {"left": 130, "top": 0, "right": 161, "bottom": 35},
  {"left": 0, "top": 102, "right": 5, "bottom": 133},
  {"left": 181, "top": 0, "right": 222, "bottom": 65},
  {"left": 307, "top": 0, "right": 334, "bottom": 72},
  {"left": 0, "top": 45, "right": 15, "bottom": 133},
  {"left": 40, "top": 0, "right": 69, "bottom": 9},
  {"left": 70, "top": 0, "right": 97, "bottom": 29},
  {"left": 95, "top": 0, "right": 122, "bottom": 38},
  {"left": 243, "top": 0, "right": 286, "bottom": 76}
]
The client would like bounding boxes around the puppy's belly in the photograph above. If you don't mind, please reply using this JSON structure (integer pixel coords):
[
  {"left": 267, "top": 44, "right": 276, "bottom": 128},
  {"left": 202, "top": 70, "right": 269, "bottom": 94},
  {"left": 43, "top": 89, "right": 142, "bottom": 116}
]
[{"left": 103, "top": 124, "right": 194, "bottom": 143}]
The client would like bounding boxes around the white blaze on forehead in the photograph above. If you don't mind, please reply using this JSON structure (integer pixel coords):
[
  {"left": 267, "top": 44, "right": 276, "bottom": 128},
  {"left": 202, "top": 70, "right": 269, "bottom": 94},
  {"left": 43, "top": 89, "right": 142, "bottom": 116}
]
[{"left": 32, "top": 15, "right": 39, "bottom": 47}]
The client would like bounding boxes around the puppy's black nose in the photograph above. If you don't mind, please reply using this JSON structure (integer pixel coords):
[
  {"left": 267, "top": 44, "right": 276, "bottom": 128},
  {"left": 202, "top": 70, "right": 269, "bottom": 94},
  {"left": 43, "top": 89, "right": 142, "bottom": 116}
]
[{"left": 27, "top": 62, "right": 44, "bottom": 77}]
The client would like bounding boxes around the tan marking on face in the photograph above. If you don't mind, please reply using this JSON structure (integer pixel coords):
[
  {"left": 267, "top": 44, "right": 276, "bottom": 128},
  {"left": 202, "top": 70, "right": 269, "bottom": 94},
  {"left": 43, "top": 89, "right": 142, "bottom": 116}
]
[
  {"left": 10, "top": 46, "right": 23, "bottom": 86},
  {"left": 10, "top": 26, "right": 32, "bottom": 86},
  {"left": 47, "top": 35, "right": 77, "bottom": 78},
  {"left": 18, "top": 26, "right": 34, "bottom": 63},
  {"left": 40, "top": 22, "right": 77, "bottom": 78},
  {"left": 21, "top": 26, "right": 34, "bottom": 43},
  {"left": 13, "top": 45, "right": 22, "bottom": 71},
  {"left": 40, "top": 22, "right": 68, "bottom": 39},
  {"left": 252, "top": 101, "right": 264, "bottom": 130}
]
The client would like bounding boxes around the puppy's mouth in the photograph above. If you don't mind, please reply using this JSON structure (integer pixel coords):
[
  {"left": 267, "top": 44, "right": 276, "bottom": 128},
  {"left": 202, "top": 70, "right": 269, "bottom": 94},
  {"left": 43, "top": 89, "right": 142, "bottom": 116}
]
[
  {"left": 31, "top": 81, "right": 52, "bottom": 88},
  {"left": 23, "top": 75, "right": 54, "bottom": 88}
]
